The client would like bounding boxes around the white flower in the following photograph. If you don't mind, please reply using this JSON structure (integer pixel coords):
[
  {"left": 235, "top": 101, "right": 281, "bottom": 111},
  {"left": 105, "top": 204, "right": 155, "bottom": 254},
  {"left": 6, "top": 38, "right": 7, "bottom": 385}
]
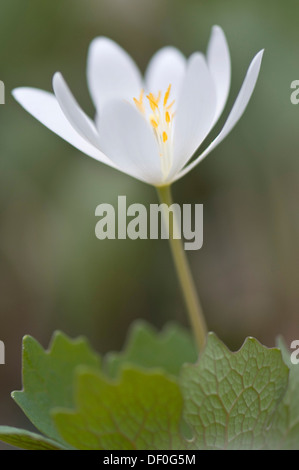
[{"left": 13, "top": 26, "right": 263, "bottom": 187}]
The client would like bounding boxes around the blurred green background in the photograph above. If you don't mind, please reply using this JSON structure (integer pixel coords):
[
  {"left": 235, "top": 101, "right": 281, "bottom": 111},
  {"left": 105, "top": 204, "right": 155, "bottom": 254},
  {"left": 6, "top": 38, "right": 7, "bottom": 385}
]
[{"left": 1, "top": 0, "right": 299, "bottom": 447}]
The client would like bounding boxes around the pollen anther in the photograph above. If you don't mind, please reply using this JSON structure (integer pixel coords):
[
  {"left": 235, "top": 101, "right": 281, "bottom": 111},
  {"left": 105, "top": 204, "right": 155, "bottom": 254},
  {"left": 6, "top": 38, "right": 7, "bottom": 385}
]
[
  {"left": 150, "top": 118, "right": 159, "bottom": 129},
  {"left": 133, "top": 84, "right": 174, "bottom": 180},
  {"left": 133, "top": 89, "right": 145, "bottom": 114},
  {"left": 164, "top": 85, "right": 171, "bottom": 106}
]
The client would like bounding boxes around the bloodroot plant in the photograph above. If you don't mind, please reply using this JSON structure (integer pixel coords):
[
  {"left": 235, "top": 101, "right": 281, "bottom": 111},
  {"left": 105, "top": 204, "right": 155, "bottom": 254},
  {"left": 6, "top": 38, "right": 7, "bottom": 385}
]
[{"left": 0, "top": 26, "right": 297, "bottom": 451}]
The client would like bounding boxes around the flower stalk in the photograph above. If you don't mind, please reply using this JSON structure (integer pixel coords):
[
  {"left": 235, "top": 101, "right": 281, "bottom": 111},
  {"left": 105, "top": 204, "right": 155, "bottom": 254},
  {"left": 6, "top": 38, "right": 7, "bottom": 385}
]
[{"left": 156, "top": 185, "right": 207, "bottom": 352}]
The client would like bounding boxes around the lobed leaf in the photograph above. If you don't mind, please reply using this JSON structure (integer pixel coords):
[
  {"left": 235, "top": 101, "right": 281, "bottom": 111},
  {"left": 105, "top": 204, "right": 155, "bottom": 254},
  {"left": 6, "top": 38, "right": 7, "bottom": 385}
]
[
  {"left": 181, "top": 332, "right": 289, "bottom": 449},
  {"left": 104, "top": 320, "right": 197, "bottom": 378},
  {"left": 0, "top": 326, "right": 292, "bottom": 450},
  {"left": 12, "top": 331, "right": 101, "bottom": 446},
  {"left": 53, "top": 367, "right": 188, "bottom": 450}
]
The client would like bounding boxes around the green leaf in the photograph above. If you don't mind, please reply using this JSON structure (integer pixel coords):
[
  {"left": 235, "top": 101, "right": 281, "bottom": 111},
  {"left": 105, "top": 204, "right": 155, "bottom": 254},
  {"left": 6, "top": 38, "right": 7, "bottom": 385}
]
[
  {"left": 1, "top": 326, "right": 291, "bottom": 451},
  {"left": 0, "top": 426, "right": 66, "bottom": 450},
  {"left": 266, "top": 338, "right": 299, "bottom": 449},
  {"left": 180, "top": 332, "right": 289, "bottom": 450},
  {"left": 53, "top": 367, "right": 187, "bottom": 450},
  {"left": 104, "top": 320, "right": 197, "bottom": 377},
  {"left": 12, "top": 331, "right": 101, "bottom": 446}
]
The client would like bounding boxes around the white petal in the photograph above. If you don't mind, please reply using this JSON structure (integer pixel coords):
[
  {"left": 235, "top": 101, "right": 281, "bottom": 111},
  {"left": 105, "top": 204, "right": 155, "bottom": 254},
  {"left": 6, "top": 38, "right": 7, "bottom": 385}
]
[
  {"left": 145, "top": 47, "right": 186, "bottom": 101},
  {"left": 169, "top": 52, "right": 217, "bottom": 180},
  {"left": 53, "top": 72, "right": 100, "bottom": 149},
  {"left": 12, "top": 87, "right": 115, "bottom": 167},
  {"left": 87, "top": 37, "right": 143, "bottom": 113},
  {"left": 173, "top": 50, "right": 264, "bottom": 182},
  {"left": 207, "top": 25, "right": 231, "bottom": 122},
  {"left": 98, "top": 100, "right": 162, "bottom": 185}
]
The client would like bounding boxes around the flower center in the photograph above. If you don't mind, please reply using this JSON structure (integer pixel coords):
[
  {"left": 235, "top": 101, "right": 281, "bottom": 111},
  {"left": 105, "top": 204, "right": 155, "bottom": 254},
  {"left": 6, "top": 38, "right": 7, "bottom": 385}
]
[{"left": 133, "top": 84, "right": 175, "bottom": 180}]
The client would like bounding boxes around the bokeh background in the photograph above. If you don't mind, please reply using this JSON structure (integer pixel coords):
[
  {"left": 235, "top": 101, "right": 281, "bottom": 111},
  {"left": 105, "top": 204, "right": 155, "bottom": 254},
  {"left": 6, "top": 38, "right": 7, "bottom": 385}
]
[{"left": 1, "top": 0, "right": 299, "bottom": 448}]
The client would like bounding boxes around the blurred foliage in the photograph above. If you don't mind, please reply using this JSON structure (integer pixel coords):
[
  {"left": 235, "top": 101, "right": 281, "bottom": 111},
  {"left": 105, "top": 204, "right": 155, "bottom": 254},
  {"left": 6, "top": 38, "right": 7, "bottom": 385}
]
[{"left": 1, "top": 0, "right": 299, "bottom": 447}]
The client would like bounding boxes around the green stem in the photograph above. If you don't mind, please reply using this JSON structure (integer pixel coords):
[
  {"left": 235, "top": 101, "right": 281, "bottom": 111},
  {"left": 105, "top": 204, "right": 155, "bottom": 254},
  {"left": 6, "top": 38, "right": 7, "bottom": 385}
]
[{"left": 156, "top": 184, "right": 207, "bottom": 352}]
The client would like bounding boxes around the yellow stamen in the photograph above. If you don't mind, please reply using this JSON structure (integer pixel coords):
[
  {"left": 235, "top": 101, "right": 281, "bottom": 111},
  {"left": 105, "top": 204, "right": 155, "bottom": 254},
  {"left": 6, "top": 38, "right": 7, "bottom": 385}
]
[
  {"left": 150, "top": 117, "right": 159, "bottom": 129},
  {"left": 146, "top": 91, "right": 162, "bottom": 112},
  {"left": 133, "top": 89, "right": 145, "bottom": 114},
  {"left": 133, "top": 85, "right": 174, "bottom": 178},
  {"left": 164, "top": 84, "right": 171, "bottom": 107},
  {"left": 166, "top": 100, "right": 175, "bottom": 110},
  {"left": 146, "top": 95, "right": 156, "bottom": 112}
]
